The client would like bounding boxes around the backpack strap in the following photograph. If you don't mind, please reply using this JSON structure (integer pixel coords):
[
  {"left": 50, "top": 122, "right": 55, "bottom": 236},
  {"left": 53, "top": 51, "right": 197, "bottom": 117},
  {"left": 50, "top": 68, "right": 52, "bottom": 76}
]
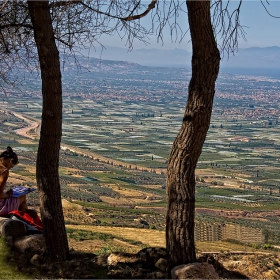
[{"left": 0, "top": 168, "right": 8, "bottom": 175}]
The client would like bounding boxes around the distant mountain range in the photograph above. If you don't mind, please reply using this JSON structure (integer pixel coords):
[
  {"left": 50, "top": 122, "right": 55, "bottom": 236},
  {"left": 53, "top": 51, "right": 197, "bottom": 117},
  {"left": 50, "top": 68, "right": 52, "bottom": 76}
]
[
  {"left": 90, "top": 46, "right": 190, "bottom": 68},
  {"left": 87, "top": 45, "right": 280, "bottom": 78}
]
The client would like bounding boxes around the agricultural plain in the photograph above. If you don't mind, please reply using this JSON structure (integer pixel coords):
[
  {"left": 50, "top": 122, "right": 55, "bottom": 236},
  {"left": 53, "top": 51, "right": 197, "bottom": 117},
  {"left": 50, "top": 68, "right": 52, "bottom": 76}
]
[{"left": 1, "top": 56, "right": 280, "bottom": 249}]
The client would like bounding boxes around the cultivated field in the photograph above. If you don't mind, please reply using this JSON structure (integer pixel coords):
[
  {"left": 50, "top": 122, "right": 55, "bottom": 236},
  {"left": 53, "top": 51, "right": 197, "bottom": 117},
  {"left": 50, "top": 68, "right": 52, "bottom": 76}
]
[{"left": 1, "top": 60, "right": 280, "bottom": 249}]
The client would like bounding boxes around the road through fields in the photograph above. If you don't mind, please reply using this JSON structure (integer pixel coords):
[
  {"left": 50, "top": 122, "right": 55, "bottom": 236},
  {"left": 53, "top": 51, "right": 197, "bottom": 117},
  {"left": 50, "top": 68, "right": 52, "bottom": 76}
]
[{"left": 9, "top": 109, "right": 167, "bottom": 175}]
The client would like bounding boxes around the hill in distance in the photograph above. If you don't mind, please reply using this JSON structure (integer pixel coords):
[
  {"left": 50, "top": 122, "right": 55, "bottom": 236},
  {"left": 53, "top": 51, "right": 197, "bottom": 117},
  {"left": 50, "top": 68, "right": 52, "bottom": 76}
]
[{"left": 86, "top": 45, "right": 280, "bottom": 78}]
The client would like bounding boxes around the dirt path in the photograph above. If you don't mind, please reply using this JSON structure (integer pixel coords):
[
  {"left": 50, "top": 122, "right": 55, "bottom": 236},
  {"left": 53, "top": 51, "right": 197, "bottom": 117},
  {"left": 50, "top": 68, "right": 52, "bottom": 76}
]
[
  {"left": 13, "top": 112, "right": 40, "bottom": 140},
  {"left": 0, "top": 107, "right": 40, "bottom": 140}
]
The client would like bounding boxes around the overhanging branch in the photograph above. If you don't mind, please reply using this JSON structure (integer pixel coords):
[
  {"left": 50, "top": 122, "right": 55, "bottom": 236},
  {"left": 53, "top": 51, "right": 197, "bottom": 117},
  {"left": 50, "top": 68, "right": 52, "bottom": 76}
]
[
  {"left": 54, "top": 36, "right": 73, "bottom": 48},
  {"left": 260, "top": 0, "right": 280, "bottom": 18},
  {"left": 122, "top": 0, "right": 157, "bottom": 21},
  {"left": 80, "top": 0, "right": 157, "bottom": 21}
]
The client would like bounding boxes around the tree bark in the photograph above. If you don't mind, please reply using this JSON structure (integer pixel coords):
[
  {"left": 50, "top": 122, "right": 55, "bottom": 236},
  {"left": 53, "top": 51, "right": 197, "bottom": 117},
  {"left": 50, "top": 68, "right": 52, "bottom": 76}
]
[
  {"left": 28, "top": 0, "right": 69, "bottom": 261},
  {"left": 166, "top": 0, "right": 220, "bottom": 273}
]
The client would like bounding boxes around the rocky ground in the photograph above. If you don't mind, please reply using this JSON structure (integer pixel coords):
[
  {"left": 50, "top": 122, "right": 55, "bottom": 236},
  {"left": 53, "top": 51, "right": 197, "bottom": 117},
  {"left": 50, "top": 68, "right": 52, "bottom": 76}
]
[
  {"left": 6, "top": 239, "right": 280, "bottom": 279},
  {"left": 5, "top": 198, "right": 279, "bottom": 279}
]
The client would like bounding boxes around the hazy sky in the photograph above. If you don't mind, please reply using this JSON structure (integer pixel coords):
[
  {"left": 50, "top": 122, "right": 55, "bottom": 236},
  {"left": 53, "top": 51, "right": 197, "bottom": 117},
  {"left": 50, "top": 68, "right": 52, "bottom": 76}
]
[{"left": 101, "top": 1, "right": 280, "bottom": 51}]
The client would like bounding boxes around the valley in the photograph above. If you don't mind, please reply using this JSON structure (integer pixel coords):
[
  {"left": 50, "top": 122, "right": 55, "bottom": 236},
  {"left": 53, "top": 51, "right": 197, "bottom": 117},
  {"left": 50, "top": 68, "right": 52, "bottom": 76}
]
[{"left": 1, "top": 57, "right": 280, "bottom": 250}]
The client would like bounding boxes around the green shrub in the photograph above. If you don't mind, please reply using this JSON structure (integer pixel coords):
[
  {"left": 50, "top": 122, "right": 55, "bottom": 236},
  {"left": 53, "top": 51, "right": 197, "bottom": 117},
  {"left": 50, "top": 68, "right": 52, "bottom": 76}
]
[
  {"left": 262, "top": 243, "right": 273, "bottom": 250},
  {"left": 251, "top": 243, "right": 261, "bottom": 249}
]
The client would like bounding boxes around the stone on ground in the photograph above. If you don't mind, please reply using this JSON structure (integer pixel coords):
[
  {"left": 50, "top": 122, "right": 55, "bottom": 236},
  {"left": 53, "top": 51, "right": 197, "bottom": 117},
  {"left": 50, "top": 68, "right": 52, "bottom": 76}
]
[{"left": 171, "top": 262, "right": 219, "bottom": 279}]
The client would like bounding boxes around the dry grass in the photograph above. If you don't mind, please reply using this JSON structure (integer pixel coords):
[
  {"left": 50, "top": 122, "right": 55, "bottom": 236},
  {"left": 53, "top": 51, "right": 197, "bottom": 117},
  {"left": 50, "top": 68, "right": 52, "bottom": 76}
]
[
  {"left": 66, "top": 223, "right": 265, "bottom": 253},
  {"left": 62, "top": 199, "right": 83, "bottom": 210},
  {"left": 17, "top": 139, "right": 34, "bottom": 145},
  {"left": 67, "top": 183, "right": 85, "bottom": 187},
  {"left": 111, "top": 186, "right": 146, "bottom": 197},
  {"left": 66, "top": 224, "right": 165, "bottom": 248},
  {"left": 9, "top": 173, "right": 33, "bottom": 185},
  {"left": 62, "top": 200, "right": 277, "bottom": 263},
  {"left": 141, "top": 184, "right": 163, "bottom": 189},
  {"left": 134, "top": 206, "right": 166, "bottom": 214},
  {"left": 196, "top": 241, "right": 258, "bottom": 253},
  {"left": 100, "top": 195, "right": 162, "bottom": 205},
  {"left": 68, "top": 238, "right": 108, "bottom": 252},
  {"left": 25, "top": 166, "right": 36, "bottom": 173},
  {"left": 106, "top": 185, "right": 163, "bottom": 204}
]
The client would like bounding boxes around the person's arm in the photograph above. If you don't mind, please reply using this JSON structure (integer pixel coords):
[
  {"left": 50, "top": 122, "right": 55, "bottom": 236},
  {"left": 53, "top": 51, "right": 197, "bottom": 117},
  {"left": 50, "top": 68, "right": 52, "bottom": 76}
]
[
  {"left": 0, "top": 169, "right": 12, "bottom": 199},
  {"left": 0, "top": 190, "right": 12, "bottom": 199}
]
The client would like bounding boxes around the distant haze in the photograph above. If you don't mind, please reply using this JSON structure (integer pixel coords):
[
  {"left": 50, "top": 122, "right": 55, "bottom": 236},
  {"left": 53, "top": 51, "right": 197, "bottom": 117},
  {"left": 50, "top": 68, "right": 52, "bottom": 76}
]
[{"left": 87, "top": 45, "right": 280, "bottom": 78}]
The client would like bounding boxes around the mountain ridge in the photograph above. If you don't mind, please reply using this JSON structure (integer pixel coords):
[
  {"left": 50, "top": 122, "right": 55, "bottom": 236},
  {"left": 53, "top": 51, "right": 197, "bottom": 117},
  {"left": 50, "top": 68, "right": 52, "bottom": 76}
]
[{"left": 86, "top": 45, "right": 280, "bottom": 77}]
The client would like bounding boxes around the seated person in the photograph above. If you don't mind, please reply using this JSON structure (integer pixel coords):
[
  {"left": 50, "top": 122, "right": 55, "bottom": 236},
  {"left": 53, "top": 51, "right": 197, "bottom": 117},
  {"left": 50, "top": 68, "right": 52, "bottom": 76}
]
[{"left": 0, "top": 146, "right": 27, "bottom": 217}]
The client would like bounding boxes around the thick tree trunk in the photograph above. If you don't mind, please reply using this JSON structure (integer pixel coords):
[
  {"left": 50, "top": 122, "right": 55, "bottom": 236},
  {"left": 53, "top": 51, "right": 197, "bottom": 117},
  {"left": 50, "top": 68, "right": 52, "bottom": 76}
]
[
  {"left": 166, "top": 0, "right": 220, "bottom": 273},
  {"left": 28, "top": 1, "right": 69, "bottom": 261}
]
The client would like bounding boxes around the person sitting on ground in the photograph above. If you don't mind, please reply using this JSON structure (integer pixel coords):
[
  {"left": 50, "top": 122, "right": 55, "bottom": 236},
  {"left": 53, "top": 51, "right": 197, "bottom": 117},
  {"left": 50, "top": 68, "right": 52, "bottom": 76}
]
[{"left": 0, "top": 146, "right": 27, "bottom": 217}]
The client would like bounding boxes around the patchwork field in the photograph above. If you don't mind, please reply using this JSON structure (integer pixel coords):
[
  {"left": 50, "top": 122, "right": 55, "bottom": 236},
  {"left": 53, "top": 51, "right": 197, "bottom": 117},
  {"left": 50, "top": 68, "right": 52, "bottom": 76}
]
[{"left": 1, "top": 60, "right": 280, "bottom": 250}]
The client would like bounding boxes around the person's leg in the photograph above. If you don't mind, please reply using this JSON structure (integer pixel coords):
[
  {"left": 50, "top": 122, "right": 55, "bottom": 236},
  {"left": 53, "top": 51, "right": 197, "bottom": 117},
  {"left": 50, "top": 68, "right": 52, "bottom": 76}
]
[{"left": 18, "top": 195, "right": 27, "bottom": 211}]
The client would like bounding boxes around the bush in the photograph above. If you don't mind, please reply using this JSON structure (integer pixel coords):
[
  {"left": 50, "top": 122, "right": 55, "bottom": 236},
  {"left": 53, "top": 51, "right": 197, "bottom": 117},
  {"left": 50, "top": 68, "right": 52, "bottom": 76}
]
[
  {"left": 251, "top": 243, "right": 261, "bottom": 249},
  {"left": 262, "top": 243, "right": 273, "bottom": 250}
]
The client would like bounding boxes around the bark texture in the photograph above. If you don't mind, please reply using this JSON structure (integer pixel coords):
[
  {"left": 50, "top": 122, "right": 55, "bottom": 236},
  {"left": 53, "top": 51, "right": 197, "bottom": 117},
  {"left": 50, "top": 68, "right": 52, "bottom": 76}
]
[
  {"left": 28, "top": 0, "right": 69, "bottom": 261},
  {"left": 166, "top": 0, "right": 220, "bottom": 273}
]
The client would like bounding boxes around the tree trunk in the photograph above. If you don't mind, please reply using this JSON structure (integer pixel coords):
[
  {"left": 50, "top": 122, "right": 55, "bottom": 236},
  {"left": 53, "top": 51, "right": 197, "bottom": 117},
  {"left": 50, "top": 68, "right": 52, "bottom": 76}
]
[
  {"left": 166, "top": 0, "right": 220, "bottom": 273},
  {"left": 28, "top": 1, "right": 69, "bottom": 261}
]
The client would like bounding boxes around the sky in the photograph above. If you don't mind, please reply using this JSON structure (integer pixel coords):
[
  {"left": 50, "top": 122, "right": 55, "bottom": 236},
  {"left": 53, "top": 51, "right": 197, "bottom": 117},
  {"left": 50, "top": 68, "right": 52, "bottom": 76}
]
[
  {"left": 99, "top": 1, "right": 280, "bottom": 51},
  {"left": 238, "top": 1, "right": 280, "bottom": 48}
]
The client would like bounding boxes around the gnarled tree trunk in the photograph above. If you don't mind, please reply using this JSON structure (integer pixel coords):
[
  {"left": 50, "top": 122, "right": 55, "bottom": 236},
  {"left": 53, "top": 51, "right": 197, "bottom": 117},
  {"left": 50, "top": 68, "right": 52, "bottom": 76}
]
[
  {"left": 166, "top": 0, "right": 220, "bottom": 273},
  {"left": 28, "top": 0, "right": 69, "bottom": 261}
]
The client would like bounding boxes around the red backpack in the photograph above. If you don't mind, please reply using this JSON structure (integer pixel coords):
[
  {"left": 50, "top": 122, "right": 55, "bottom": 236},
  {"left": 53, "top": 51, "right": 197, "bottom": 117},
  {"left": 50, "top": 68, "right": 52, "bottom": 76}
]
[{"left": 9, "top": 209, "right": 43, "bottom": 232}]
